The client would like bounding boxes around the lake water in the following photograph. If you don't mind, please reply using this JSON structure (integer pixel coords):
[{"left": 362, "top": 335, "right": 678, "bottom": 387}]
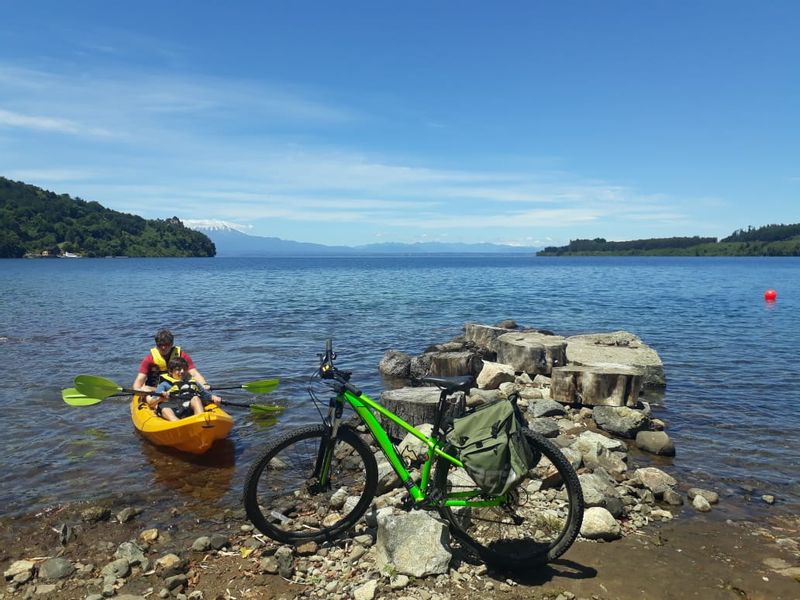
[{"left": 1, "top": 256, "right": 798, "bottom": 525}]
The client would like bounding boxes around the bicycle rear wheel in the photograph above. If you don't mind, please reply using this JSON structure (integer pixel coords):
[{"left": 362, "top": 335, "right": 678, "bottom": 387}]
[
  {"left": 244, "top": 424, "right": 378, "bottom": 544},
  {"left": 435, "top": 429, "right": 584, "bottom": 569}
]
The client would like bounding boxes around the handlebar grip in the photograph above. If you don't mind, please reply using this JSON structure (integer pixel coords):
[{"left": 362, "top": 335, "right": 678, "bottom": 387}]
[{"left": 344, "top": 382, "right": 362, "bottom": 397}]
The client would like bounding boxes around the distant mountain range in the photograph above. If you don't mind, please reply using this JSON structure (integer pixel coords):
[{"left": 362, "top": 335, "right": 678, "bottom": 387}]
[{"left": 187, "top": 222, "right": 540, "bottom": 257}]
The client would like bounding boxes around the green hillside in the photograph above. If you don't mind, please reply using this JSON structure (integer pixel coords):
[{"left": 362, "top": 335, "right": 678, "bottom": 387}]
[
  {"left": 0, "top": 177, "right": 215, "bottom": 258},
  {"left": 538, "top": 225, "right": 800, "bottom": 256}
]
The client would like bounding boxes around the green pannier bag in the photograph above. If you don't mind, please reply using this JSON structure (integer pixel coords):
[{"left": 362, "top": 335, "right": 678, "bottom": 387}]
[{"left": 446, "top": 399, "right": 536, "bottom": 496}]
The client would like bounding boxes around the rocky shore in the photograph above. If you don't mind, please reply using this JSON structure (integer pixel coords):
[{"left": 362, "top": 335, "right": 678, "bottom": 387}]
[{"left": 3, "top": 322, "right": 800, "bottom": 599}]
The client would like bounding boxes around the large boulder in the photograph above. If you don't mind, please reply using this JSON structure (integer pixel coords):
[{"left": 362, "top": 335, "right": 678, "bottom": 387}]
[
  {"left": 375, "top": 511, "right": 452, "bottom": 577},
  {"left": 592, "top": 406, "right": 650, "bottom": 438},
  {"left": 379, "top": 350, "right": 412, "bottom": 378},
  {"left": 475, "top": 361, "right": 516, "bottom": 389},
  {"left": 565, "top": 331, "right": 665, "bottom": 388},
  {"left": 495, "top": 332, "right": 567, "bottom": 376}
]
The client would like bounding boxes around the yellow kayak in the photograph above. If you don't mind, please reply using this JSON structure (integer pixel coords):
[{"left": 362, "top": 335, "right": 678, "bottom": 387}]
[{"left": 130, "top": 396, "right": 234, "bottom": 454}]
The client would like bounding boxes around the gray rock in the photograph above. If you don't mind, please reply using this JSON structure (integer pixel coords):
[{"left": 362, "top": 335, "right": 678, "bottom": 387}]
[
  {"left": 208, "top": 534, "right": 229, "bottom": 550},
  {"left": 116, "top": 507, "right": 141, "bottom": 524},
  {"left": 580, "top": 507, "right": 622, "bottom": 540},
  {"left": 100, "top": 558, "right": 131, "bottom": 580},
  {"left": 398, "top": 423, "right": 433, "bottom": 465},
  {"left": 115, "top": 541, "right": 149, "bottom": 571},
  {"left": 687, "top": 488, "right": 719, "bottom": 505},
  {"left": 154, "top": 554, "right": 186, "bottom": 578},
  {"left": 379, "top": 350, "right": 412, "bottom": 378},
  {"left": 593, "top": 406, "right": 649, "bottom": 438},
  {"left": 635, "top": 431, "right": 676, "bottom": 456},
  {"left": 375, "top": 511, "right": 452, "bottom": 577},
  {"left": 476, "top": 361, "right": 516, "bottom": 390},
  {"left": 38, "top": 558, "right": 74, "bottom": 581},
  {"left": 662, "top": 488, "right": 684, "bottom": 506},
  {"left": 633, "top": 467, "right": 677, "bottom": 496},
  {"left": 275, "top": 546, "right": 294, "bottom": 578},
  {"left": 354, "top": 580, "right": 378, "bottom": 600},
  {"left": 376, "top": 459, "right": 402, "bottom": 494},
  {"left": 191, "top": 536, "right": 211, "bottom": 552},
  {"left": 692, "top": 495, "right": 712, "bottom": 512},
  {"left": 572, "top": 430, "right": 626, "bottom": 453},
  {"left": 81, "top": 506, "right": 111, "bottom": 523},
  {"left": 259, "top": 556, "right": 279, "bottom": 574},
  {"left": 164, "top": 574, "right": 188, "bottom": 591},
  {"left": 527, "top": 418, "right": 560, "bottom": 438},
  {"left": 4, "top": 560, "right": 35, "bottom": 581},
  {"left": 529, "top": 399, "right": 567, "bottom": 419}
]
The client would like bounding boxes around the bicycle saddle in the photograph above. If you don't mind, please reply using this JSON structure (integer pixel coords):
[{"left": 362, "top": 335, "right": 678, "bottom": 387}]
[{"left": 421, "top": 375, "right": 474, "bottom": 394}]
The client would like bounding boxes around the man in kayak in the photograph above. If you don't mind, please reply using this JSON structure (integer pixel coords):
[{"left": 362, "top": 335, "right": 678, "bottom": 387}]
[
  {"left": 132, "top": 329, "right": 210, "bottom": 392},
  {"left": 145, "top": 357, "right": 221, "bottom": 421}
]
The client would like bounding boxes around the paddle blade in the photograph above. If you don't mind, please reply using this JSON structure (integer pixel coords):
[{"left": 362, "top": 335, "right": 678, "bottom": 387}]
[
  {"left": 74, "top": 375, "right": 122, "bottom": 398},
  {"left": 249, "top": 404, "right": 284, "bottom": 414},
  {"left": 62, "top": 388, "right": 105, "bottom": 406},
  {"left": 241, "top": 379, "right": 280, "bottom": 394}
]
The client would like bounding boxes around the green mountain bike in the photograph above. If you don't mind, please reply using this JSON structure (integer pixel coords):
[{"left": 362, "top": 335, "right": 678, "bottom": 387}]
[{"left": 243, "top": 340, "right": 584, "bottom": 569}]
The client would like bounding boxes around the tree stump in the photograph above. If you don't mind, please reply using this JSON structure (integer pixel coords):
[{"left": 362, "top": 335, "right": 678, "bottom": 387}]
[
  {"left": 377, "top": 387, "right": 468, "bottom": 440},
  {"left": 551, "top": 365, "right": 642, "bottom": 407},
  {"left": 495, "top": 332, "right": 567, "bottom": 375}
]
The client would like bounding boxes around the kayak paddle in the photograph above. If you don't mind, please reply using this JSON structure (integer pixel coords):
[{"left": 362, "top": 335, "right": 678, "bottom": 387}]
[
  {"left": 220, "top": 400, "right": 285, "bottom": 413},
  {"left": 62, "top": 387, "right": 111, "bottom": 406},
  {"left": 71, "top": 375, "right": 281, "bottom": 412},
  {"left": 210, "top": 379, "right": 280, "bottom": 394}
]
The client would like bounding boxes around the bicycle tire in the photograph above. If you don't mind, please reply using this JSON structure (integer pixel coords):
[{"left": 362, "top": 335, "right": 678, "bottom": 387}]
[
  {"left": 244, "top": 424, "right": 378, "bottom": 544},
  {"left": 435, "top": 428, "right": 584, "bottom": 569}
]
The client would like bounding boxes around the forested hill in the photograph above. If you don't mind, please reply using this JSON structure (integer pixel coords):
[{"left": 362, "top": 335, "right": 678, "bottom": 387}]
[
  {"left": 538, "top": 224, "right": 800, "bottom": 256},
  {"left": 0, "top": 177, "right": 215, "bottom": 258}
]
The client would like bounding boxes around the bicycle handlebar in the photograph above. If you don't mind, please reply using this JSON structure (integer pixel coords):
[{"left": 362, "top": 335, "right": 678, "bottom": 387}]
[{"left": 317, "top": 339, "right": 361, "bottom": 396}]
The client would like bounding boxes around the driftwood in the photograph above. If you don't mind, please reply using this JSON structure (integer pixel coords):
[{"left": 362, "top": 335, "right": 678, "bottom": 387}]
[{"left": 551, "top": 365, "right": 642, "bottom": 407}]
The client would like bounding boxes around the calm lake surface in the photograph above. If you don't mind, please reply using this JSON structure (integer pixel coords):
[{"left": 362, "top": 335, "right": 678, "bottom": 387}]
[{"left": 1, "top": 256, "right": 798, "bottom": 524}]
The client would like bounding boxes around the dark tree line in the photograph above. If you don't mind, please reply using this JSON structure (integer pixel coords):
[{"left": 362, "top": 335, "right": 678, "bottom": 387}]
[
  {"left": 0, "top": 177, "right": 215, "bottom": 258},
  {"left": 722, "top": 223, "right": 800, "bottom": 243},
  {"left": 540, "top": 236, "right": 717, "bottom": 255},
  {"left": 539, "top": 227, "right": 800, "bottom": 257}
]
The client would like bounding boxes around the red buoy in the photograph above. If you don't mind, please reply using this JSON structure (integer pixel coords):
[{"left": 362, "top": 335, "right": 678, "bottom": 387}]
[{"left": 764, "top": 289, "right": 777, "bottom": 302}]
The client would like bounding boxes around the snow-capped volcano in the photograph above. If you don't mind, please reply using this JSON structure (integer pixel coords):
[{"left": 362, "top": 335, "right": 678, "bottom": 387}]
[{"left": 183, "top": 219, "right": 251, "bottom": 233}]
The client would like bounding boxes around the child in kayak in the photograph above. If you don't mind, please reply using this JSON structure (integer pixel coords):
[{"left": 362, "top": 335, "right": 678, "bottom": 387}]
[{"left": 146, "top": 357, "right": 222, "bottom": 421}]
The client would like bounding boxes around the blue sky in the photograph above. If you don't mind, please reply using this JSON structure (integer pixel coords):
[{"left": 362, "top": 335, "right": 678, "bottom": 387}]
[{"left": 1, "top": 2, "right": 797, "bottom": 246}]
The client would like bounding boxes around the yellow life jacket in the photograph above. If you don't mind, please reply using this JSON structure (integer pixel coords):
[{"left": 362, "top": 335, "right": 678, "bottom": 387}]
[
  {"left": 147, "top": 346, "right": 183, "bottom": 385},
  {"left": 160, "top": 373, "right": 202, "bottom": 402}
]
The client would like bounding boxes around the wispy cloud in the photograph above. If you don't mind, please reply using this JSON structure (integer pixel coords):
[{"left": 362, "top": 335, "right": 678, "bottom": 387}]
[
  {"left": 0, "top": 57, "right": 700, "bottom": 244},
  {"left": 0, "top": 107, "right": 112, "bottom": 137}
]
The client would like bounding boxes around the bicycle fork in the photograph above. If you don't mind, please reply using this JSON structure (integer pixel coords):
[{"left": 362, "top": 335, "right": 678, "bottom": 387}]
[{"left": 310, "top": 396, "right": 344, "bottom": 492}]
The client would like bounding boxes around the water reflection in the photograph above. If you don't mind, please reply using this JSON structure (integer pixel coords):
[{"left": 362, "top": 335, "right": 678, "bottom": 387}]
[{"left": 139, "top": 438, "right": 236, "bottom": 516}]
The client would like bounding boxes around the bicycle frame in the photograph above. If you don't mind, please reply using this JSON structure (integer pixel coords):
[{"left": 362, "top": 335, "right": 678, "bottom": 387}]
[{"left": 331, "top": 388, "right": 506, "bottom": 508}]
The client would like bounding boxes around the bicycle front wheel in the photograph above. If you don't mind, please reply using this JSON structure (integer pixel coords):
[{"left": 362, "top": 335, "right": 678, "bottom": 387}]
[
  {"left": 435, "top": 429, "right": 584, "bottom": 569},
  {"left": 244, "top": 424, "right": 378, "bottom": 544}
]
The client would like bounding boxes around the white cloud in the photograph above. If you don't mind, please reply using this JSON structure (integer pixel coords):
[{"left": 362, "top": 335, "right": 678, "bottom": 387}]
[{"left": 0, "top": 107, "right": 111, "bottom": 137}]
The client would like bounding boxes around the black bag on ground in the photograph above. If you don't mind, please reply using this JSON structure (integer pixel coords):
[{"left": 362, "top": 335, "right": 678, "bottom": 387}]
[{"left": 446, "top": 399, "right": 536, "bottom": 496}]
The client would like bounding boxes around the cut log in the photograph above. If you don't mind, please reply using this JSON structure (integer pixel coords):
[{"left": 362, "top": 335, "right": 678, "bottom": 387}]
[
  {"left": 495, "top": 332, "right": 567, "bottom": 375},
  {"left": 378, "top": 387, "right": 443, "bottom": 440},
  {"left": 551, "top": 365, "right": 642, "bottom": 407}
]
